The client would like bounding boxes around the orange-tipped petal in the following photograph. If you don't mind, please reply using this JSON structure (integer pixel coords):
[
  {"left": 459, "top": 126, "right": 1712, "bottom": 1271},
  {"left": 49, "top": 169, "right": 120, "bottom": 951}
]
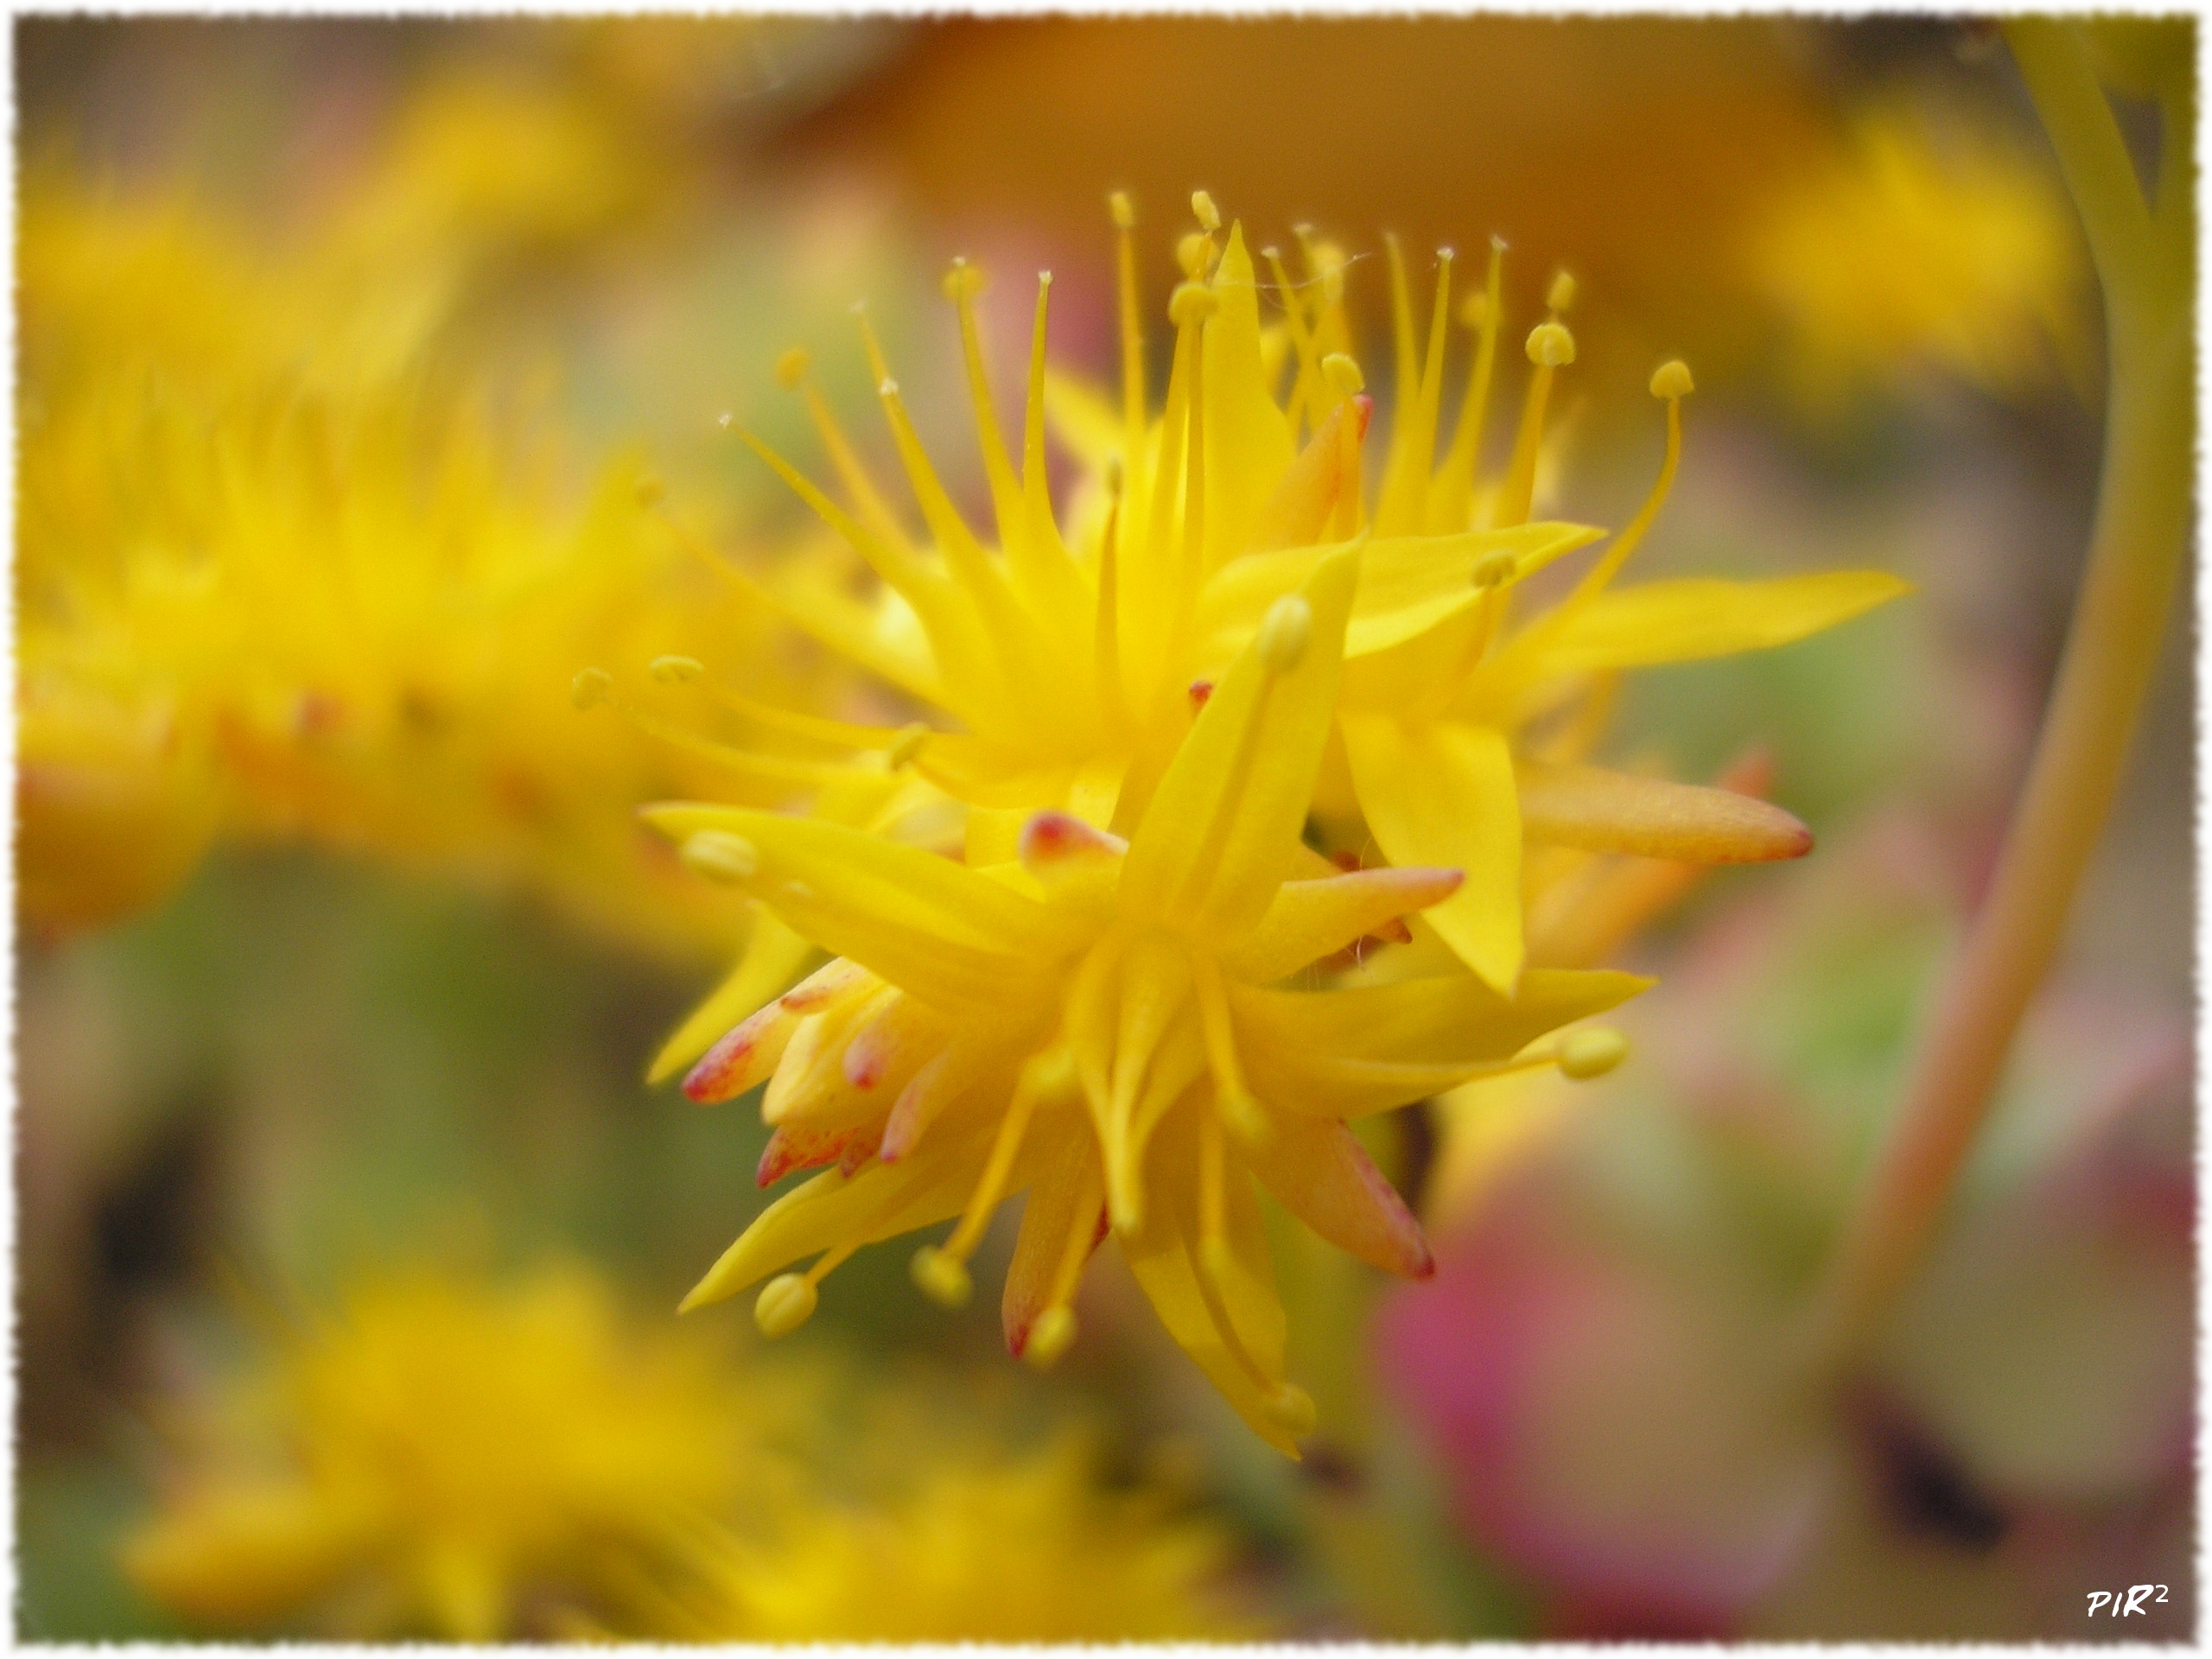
[
  {"left": 1247, "top": 394, "right": 1370, "bottom": 552},
  {"left": 1247, "top": 1118, "right": 1433, "bottom": 1279},
  {"left": 1517, "top": 760, "right": 1813, "bottom": 863}
]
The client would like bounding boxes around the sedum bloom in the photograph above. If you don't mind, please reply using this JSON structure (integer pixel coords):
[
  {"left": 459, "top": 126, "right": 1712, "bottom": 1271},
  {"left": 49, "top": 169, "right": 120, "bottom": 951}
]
[
  {"left": 125, "top": 1262, "right": 774, "bottom": 1640},
  {"left": 639, "top": 193, "right": 1900, "bottom": 1447},
  {"left": 648, "top": 1431, "right": 1252, "bottom": 1640},
  {"left": 652, "top": 550, "right": 1643, "bottom": 1451}
]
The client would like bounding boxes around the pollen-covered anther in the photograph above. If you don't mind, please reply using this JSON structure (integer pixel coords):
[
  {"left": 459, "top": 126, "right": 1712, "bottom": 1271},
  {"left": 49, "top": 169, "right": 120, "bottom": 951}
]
[
  {"left": 1262, "top": 1383, "right": 1317, "bottom": 1438},
  {"left": 1023, "top": 1306, "right": 1077, "bottom": 1370},
  {"left": 681, "top": 830, "right": 760, "bottom": 884},
  {"left": 1191, "top": 190, "right": 1222, "bottom": 232},
  {"left": 1528, "top": 321, "right": 1576, "bottom": 367},
  {"left": 569, "top": 668, "right": 613, "bottom": 710},
  {"left": 1650, "top": 359, "right": 1695, "bottom": 400},
  {"left": 1559, "top": 1027, "right": 1630, "bottom": 1080},
  {"left": 1176, "top": 232, "right": 1209, "bottom": 280},
  {"left": 649, "top": 654, "right": 704, "bottom": 684},
  {"left": 910, "top": 1244, "right": 974, "bottom": 1308},
  {"left": 753, "top": 1273, "right": 817, "bottom": 1338},
  {"left": 1109, "top": 189, "right": 1135, "bottom": 229},
  {"left": 772, "top": 346, "right": 810, "bottom": 389},
  {"left": 1547, "top": 270, "right": 1578, "bottom": 313},
  {"left": 1459, "top": 293, "right": 1491, "bottom": 328},
  {"left": 1321, "top": 353, "right": 1364, "bottom": 399},
  {"left": 1168, "top": 281, "right": 1218, "bottom": 327},
  {"left": 1471, "top": 551, "right": 1517, "bottom": 589},
  {"left": 1255, "top": 595, "right": 1313, "bottom": 674}
]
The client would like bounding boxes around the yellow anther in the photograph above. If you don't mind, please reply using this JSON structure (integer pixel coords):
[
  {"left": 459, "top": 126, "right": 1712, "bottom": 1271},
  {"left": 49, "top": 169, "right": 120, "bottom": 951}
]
[
  {"left": 569, "top": 668, "right": 613, "bottom": 710},
  {"left": 1559, "top": 1027, "right": 1630, "bottom": 1080},
  {"left": 911, "top": 1244, "right": 974, "bottom": 1308},
  {"left": 941, "top": 256, "right": 987, "bottom": 302},
  {"left": 1109, "top": 189, "right": 1135, "bottom": 230},
  {"left": 1191, "top": 190, "right": 1222, "bottom": 232},
  {"left": 887, "top": 722, "right": 930, "bottom": 769},
  {"left": 1527, "top": 321, "right": 1576, "bottom": 367},
  {"left": 681, "top": 830, "right": 760, "bottom": 885},
  {"left": 1262, "top": 1383, "right": 1318, "bottom": 1437},
  {"left": 1175, "top": 232, "right": 1210, "bottom": 280},
  {"left": 1168, "top": 281, "right": 1218, "bottom": 327},
  {"left": 1217, "top": 1087, "right": 1273, "bottom": 1150},
  {"left": 1471, "top": 551, "right": 1517, "bottom": 588},
  {"left": 1650, "top": 359, "right": 1695, "bottom": 401},
  {"left": 1321, "top": 353, "right": 1364, "bottom": 398},
  {"left": 876, "top": 377, "right": 899, "bottom": 398},
  {"left": 753, "top": 1273, "right": 817, "bottom": 1338},
  {"left": 649, "top": 654, "right": 703, "bottom": 683},
  {"left": 1255, "top": 595, "right": 1312, "bottom": 673},
  {"left": 1024, "top": 1306, "right": 1078, "bottom": 1370},
  {"left": 772, "top": 346, "right": 810, "bottom": 389},
  {"left": 1459, "top": 293, "right": 1491, "bottom": 328},
  {"left": 1547, "top": 270, "right": 1578, "bottom": 313},
  {"left": 633, "top": 474, "right": 664, "bottom": 509}
]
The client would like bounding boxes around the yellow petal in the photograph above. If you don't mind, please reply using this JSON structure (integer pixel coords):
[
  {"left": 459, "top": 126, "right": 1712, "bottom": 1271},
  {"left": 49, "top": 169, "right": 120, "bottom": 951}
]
[
  {"left": 1122, "top": 545, "right": 1360, "bottom": 942},
  {"left": 1201, "top": 224, "right": 1297, "bottom": 567},
  {"left": 1001, "top": 1130, "right": 1104, "bottom": 1358},
  {"left": 683, "top": 959, "right": 872, "bottom": 1104},
  {"left": 1232, "top": 968, "right": 1649, "bottom": 1118},
  {"left": 1220, "top": 865, "right": 1464, "bottom": 984},
  {"left": 679, "top": 1129, "right": 1001, "bottom": 1313},
  {"left": 1246, "top": 393, "right": 1366, "bottom": 552},
  {"left": 1516, "top": 570, "right": 1913, "bottom": 677},
  {"left": 647, "top": 911, "right": 817, "bottom": 1084},
  {"left": 642, "top": 805, "right": 1073, "bottom": 1011},
  {"left": 1245, "top": 1118, "right": 1433, "bottom": 1278},
  {"left": 124, "top": 1481, "right": 374, "bottom": 1630},
  {"left": 1517, "top": 760, "right": 1814, "bottom": 862},
  {"left": 1041, "top": 367, "right": 1123, "bottom": 474},
  {"left": 1341, "top": 714, "right": 1523, "bottom": 989}
]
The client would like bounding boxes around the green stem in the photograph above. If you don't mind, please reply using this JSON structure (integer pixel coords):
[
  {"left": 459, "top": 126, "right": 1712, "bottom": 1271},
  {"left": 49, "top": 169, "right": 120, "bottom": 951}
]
[{"left": 1805, "top": 19, "right": 2194, "bottom": 1370}]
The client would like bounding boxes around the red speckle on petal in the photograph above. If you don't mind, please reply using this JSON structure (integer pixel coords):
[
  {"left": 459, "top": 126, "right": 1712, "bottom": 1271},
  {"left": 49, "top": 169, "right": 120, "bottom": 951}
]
[{"left": 1187, "top": 680, "right": 1214, "bottom": 710}]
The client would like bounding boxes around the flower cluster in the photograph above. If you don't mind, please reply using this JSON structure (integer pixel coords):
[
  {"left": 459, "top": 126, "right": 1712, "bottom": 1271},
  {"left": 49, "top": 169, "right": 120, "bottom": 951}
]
[{"left": 610, "top": 193, "right": 1906, "bottom": 1449}]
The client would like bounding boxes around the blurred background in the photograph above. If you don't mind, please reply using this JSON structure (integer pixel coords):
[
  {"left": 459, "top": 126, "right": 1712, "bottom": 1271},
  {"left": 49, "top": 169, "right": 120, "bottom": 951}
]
[{"left": 15, "top": 15, "right": 2192, "bottom": 1641}]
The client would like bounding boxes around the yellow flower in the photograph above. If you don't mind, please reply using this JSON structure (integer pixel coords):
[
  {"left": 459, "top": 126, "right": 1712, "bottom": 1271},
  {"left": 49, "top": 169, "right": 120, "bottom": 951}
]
[
  {"left": 647, "top": 1431, "right": 1253, "bottom": 1641},
  {"left": 1739, "top": 96, "right": 2090, "bottom": 414},
  {"left": 652, "top": 549, "right": 1644, "bottom": 1452},
  {"left": 16, "top": 166, "right": 817, "bottom": 958},
  {"left": 125, "top": 1262, "right": 775, "bottom": 1640}
]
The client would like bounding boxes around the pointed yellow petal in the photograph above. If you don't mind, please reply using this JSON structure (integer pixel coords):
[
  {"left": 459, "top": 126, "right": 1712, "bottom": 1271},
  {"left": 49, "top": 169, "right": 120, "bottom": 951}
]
[
  {"left": 1245, "top": 391, "right": 1368, "bottom": 552},
  {"left": 1520, "top": 570, "right": 1914, "bottom": 677},
  {"left": 1220, "top": 865, "right": 1464, "bottom": 984},
  {"left": 1246, "top": 1118, "right": 1433, "bottom": 1278},
  {"left": 678, "top": 1141, "right": 988, "bottom": 1313},
  {"left": 642, "top": 805, "right": 1071, "bottom": 1010},
  {"left": 1042, "top": 367, "right": 1123, "bottom": 474},
  {"left": 1201, "top": 224, "right": 1297, "bottom": 567},
  {"left": 1123, "top": 546, "right": 1360, "bottom": 941},
  {"left": 648, "top": 912, "right": 817, "bottom": 1084},
  {"left": 1232, "top": 968, "right": 1649, "bottom": 1118},
  {"left": 1517, "top": 760, "right": 1813, "bottom": 862},
  {"left": 1341, "top": 715, "right": 1523, "bottom": 989},
  {"left": 683, "top": 959, "right": 874, "bottom": 1104},
  {"left": 1001, "top": 1131, "right": 1105, "bottom": 1357}
]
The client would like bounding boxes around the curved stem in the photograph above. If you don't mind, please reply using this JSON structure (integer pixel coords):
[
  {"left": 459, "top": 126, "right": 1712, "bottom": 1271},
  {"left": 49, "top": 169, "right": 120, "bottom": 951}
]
[{"left": 1805, "top": 19, "right": 2194, "bottom": 1370}]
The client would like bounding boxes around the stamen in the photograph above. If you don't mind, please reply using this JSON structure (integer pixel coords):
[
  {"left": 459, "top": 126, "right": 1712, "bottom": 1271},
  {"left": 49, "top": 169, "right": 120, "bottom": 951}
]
[
  {"left": 752, "top": 1272, "right": 817, "bottom": 1337},
  {"left": 1563, "top": 359, "right": 1692, "bottom": 607},
  {"left": 1191, "top": 189, "right": 1222, "bottom": 233},
  {"left": 1255, "top": 594, "right": 1312, "bottom": 673},
  {"left": 1264, "top": 245, "right": 1325, "bottom": 437},
  {"left": 579, "top": 672, "right": 851, "bottom": 787},
  {"left": 1384, "top": 233, "right": 1418, "bottom": 415},
  {"left": 701, "top": 683, "right": 907, "bottom": 752},
  {"left": 1025, "top": 1170, "right": 1107, "bottom": 1370},
  {"left": 570, "top": 667, "right": 613, "bottom": 709},
  {"left": 1094, "top": 476, "right": 1129, "bottom": 736},
  {"left": 1321, "top": 354, "right": 1366, "bottom": 538},
  {"left": 1109, "top": 191, "right": 1147, "bottom": 523},
  {"left": 1377, "top": 245, "right": 1455, "bottom": 534},
  {"left": 649, "top": 655, "right": 704, "bottom": 683},
  {"left": 1020, "top": 271, "right": 1060, "bottom": 545},
  {"left": 1432, "top": 235, "right": 1506, "bottom": 531},
  {"left": 944, "top": 257, "right": 1023, "bottom": 541},
  {"left": 774, "top": 344, "right": 912, "bottom": 554},
  {"left": 1191, "top": 956, "right": 1270, "bottom": 1149},
  {"left": 1494, "top": 319, "right": 1577, "bottom": 528},
  {"left": 912, "top": 1048, "right": 1066, "bottom": 1306}
]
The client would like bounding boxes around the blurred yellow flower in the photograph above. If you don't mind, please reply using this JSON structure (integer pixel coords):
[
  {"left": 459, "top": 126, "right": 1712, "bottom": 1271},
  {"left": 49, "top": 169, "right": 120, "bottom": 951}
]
[
  {"left": 126, "top": 1262, "right": 774, "bottom": 1640},
  {"left": 1740, "top": 98, "right": 2089, "bottom": 414},
  {"left": 16, "top": 158, "right": 818, "bottom": 960},
  {"left": 652, "top": 1431, "right": 1252, "bottom": 1640}
]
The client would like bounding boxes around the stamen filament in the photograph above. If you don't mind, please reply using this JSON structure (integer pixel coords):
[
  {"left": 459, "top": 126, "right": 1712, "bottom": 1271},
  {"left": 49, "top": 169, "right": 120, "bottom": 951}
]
[
  {"left": 944, "top": 258, "right": 1024, "bottom": 540},
  {"left": 778, "top": 349, "right": 912, "bottom": 555},
  {"left": 942, "top": 1056, "right": 1050, "bottom": 1262},
  {"left": 1433, "top": 236, "right": 1506, "bottom": 531}
]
